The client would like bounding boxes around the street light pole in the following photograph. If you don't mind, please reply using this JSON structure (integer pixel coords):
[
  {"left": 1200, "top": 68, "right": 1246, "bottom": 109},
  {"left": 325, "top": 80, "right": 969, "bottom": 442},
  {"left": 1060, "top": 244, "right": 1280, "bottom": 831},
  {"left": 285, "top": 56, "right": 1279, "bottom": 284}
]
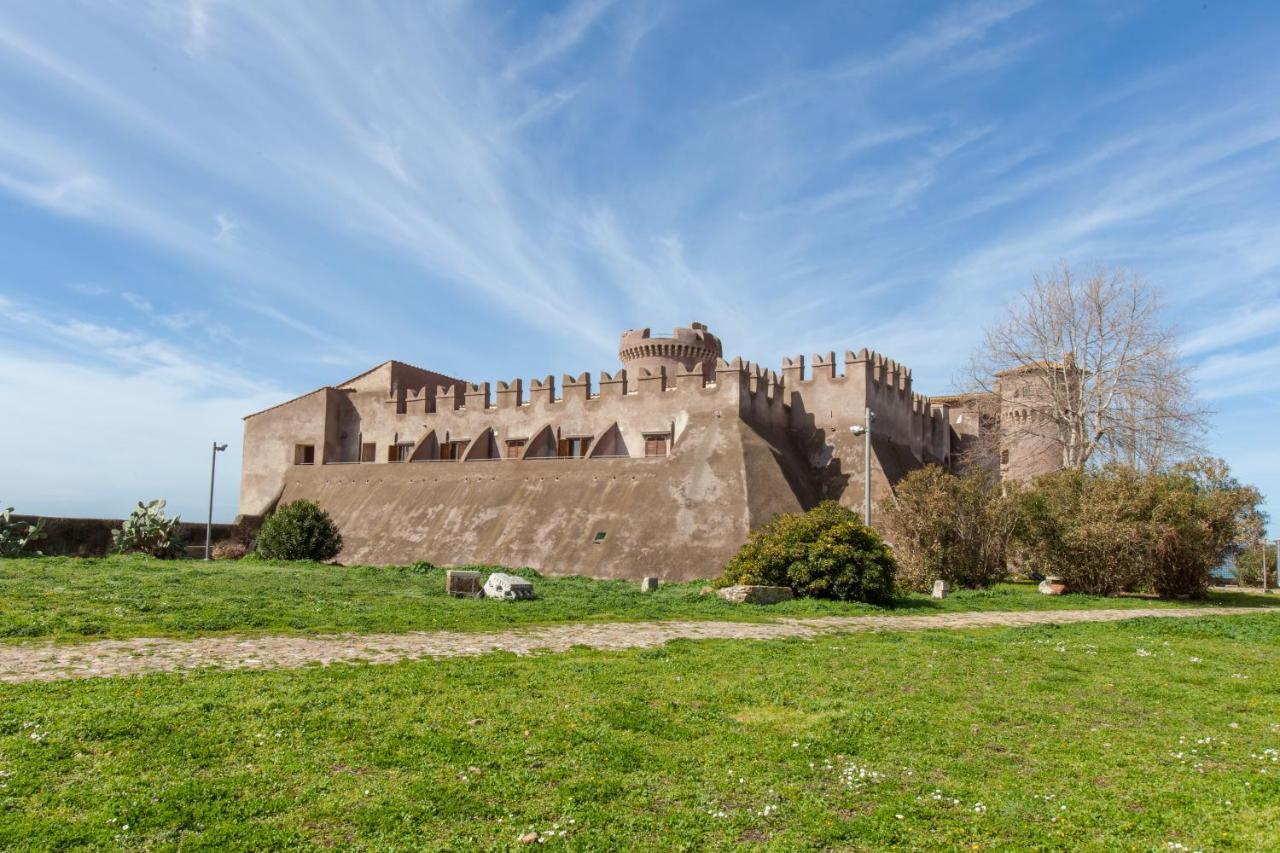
[
  {"left": 848, "top": 408, "right": 876, "bottom": 526},
  {"left": 205, "top": 442, "right": 228, "bottom": 561},
  {"left": 1264, "top": 539, "right": 1270, "bottom": 594}
]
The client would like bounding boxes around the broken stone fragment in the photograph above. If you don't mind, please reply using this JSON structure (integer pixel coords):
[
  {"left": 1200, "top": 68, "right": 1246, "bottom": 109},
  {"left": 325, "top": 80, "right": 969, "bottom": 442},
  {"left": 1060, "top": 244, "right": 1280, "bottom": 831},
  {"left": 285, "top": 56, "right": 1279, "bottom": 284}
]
[
  {"left": 715, "top": 585, "right": 794, "bottom": 605},
  {"left": 931, "top": 579, "right": 950, "bottom": 599},
  {"left": 640, "top": 576, "right": 660, "bottom": 592},
  {"left": 483, "top": 572, "right": 536, "bottom": 600}
]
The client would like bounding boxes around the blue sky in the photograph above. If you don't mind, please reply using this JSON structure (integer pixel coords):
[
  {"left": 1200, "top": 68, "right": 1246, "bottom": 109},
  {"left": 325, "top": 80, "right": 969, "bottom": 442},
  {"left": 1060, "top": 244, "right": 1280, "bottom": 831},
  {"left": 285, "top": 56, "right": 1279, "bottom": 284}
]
[{"left": 0, "top": 0, "right": 1277, "bottom": 531}]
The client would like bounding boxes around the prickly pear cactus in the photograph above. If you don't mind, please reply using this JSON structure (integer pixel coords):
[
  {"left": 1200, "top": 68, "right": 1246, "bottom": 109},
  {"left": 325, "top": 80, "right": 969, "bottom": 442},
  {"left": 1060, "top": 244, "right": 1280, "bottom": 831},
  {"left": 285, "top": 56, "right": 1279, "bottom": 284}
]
[
  {"left": 112, "top": 499, "right": 184, "bottom": 558},
  {"left": 0, "top": 505, "right": 46, "bottom": 557}
]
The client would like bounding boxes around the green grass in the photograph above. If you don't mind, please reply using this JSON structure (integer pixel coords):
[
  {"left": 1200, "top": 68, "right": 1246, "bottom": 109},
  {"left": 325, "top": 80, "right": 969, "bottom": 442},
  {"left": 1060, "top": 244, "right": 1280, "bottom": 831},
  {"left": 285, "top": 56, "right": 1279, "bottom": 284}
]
[
  {"left": 2, "top": 555, "right": 1276, "bottom": 642},
  {"left": 2, "top": 614, "right": 1278, "bottom": 849}
]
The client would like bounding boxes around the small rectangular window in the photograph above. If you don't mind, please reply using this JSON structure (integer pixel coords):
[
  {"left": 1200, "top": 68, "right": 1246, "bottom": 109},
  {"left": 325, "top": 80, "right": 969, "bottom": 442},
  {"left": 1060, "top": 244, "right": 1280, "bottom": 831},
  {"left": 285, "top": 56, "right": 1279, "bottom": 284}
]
[
  {"left": 505, "top": 439, "right": 527, "bottom": 459},
  {"left": 440, "top": 440, "right": 469, "bottom": 460},
  {"left": 393, "top": 443, "right": 414, "bottom": 462},
  {"left": 294, "top": 444, "right": 315, "bottom": 465},
  {"left": 557, "top": 436, "right": 592, "bottom": 458},
  {"left": 644, "top": 435, "right": 669, "bottom": 457},
  {"left": 1000, "top": 449, "right": 1010, "bottom": 465},
  {"left": 361, "top": 442, "right": 376, "bottom": 462}
]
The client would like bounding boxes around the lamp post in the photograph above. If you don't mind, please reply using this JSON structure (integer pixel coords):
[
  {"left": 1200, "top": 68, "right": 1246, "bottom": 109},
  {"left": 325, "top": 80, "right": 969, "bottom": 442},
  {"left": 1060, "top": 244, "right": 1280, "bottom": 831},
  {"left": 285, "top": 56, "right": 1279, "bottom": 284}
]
[
  {"left": 848, "top": 408, "right": 875, "bottom": 526},
  {"left": 205, "top": 442, "right": 228, "bottom": 560}
]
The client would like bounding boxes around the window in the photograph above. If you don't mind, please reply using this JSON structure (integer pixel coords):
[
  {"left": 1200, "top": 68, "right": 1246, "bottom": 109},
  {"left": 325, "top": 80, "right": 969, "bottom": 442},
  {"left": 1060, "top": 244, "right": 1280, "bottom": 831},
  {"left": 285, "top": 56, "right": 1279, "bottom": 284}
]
[
  {"left": 557, "top": 436, "right": 592, "bottom": 458},
  {"left": 644, "top": 434, "right": 669, "bottom": 457},
  {"left": 393, "top": 443, "right": 414, "bottom": 462},
  {"left": 440, "top": 440, "right": 469, "bottom": 460},
  {"left": 293, "top": 444, "right": 315, "bottom": 465},
  {"left": 505, "top": 439, "right": 527, "bottom": 459},
  {"left": 1000, "top": 449, "right": 1010, "bottom": 465},
  {"left": 360, "top": 442, "right": 377, "bottom": 462}
]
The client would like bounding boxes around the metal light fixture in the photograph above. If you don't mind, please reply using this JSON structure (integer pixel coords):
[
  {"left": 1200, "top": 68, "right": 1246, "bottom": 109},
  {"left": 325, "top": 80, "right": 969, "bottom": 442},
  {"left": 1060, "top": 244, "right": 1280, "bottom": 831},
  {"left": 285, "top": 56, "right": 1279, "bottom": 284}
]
[
  {"left": 848, "top": 408, "right": 875, "bottom": 526},
  {"left": 205, "top": 442, "right": 228, "bottom": 560}
]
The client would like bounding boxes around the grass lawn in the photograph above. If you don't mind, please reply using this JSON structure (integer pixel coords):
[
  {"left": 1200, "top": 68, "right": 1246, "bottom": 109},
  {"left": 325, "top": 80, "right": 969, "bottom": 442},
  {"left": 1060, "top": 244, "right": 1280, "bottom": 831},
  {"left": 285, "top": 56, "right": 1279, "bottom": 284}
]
[
  {"left": 2, "top": 555, "right": 1277, "bottom": 642},
  {"left": 0, "top": 614, "right": 1277, "bottom": 849}
]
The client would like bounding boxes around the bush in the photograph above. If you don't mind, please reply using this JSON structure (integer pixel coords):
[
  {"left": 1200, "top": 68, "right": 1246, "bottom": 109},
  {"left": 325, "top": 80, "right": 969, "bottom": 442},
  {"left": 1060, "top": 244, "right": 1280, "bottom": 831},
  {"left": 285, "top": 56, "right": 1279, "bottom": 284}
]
[
  {"left": 1235, "top": 543, "right": 1277, "bottom": 587},
  {"left": 113, "top": 499, "right": 184, "bottom": 558},
  {"left": 1016, "top": 468, "right": 1149, "bottom": 596},
  {"left": 1015, "top": 459, "right": 1262, "bottom": 598},
  {"left": 880, "top": 466, "right": 1019, "bottom": 592},
  {"left": 255, "top": 500, "right": 343, "bottom": 562},
  {"left": 211, "top": 540, "right": 247, "bottom": 561},
  {"left": 0, "top": 505, "right": 45, "bottom": 557},
  {"left": 1147, "top": 459, "right": 1262, "bottom": 598},
  {"left": 716, "top": 501, "right": 896, "bottom": 603}
]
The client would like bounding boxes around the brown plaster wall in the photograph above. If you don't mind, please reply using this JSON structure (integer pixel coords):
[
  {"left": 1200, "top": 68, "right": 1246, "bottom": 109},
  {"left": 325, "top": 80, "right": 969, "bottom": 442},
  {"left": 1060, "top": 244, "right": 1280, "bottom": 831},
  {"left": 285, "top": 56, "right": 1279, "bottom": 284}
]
[
  {"left": 273, "top": 415, "right": 810, "bottom": 580},
  {"left": 239, "top": 388, "right": 334, "bottom": 517}
]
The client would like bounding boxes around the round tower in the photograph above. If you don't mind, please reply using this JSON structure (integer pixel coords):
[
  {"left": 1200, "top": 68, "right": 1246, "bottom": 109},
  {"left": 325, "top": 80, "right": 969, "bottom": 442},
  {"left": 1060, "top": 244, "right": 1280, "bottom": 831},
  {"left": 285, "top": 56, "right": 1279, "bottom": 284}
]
[
  {"left": 995, "top": 363, "right": 1068, "bottom": 481},
  {"left": 618, "top": 322, "right": 723, "bottom": 381}
]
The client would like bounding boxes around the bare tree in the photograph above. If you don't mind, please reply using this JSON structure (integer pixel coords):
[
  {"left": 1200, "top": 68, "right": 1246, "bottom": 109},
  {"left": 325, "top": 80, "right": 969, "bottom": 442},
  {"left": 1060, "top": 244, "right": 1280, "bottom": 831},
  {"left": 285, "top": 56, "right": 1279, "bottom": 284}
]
[{"left": 969, "top": 262, "right": 1206, "bottom": 472}]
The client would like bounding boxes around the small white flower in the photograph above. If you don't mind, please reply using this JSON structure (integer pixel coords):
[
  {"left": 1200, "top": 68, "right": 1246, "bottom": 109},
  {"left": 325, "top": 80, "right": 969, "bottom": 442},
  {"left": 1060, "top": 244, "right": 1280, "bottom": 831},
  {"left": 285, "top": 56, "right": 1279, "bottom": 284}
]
[{"left": 1136, "top": 649, "right": 1153, "bottom": 657}]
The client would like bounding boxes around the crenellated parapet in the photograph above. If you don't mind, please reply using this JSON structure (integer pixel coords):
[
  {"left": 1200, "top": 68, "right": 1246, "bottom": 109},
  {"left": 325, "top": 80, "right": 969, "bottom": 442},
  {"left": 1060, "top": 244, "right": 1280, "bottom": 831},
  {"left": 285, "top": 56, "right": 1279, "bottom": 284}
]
[
  {"left": 382, "top": 353, "right": 799, "bottom": 440},
  {"left": 777, "top": 346, "right": 950, "bottom": 462},
  {"left": 619, "top": 321, "right": 723, "bottom": 381}
]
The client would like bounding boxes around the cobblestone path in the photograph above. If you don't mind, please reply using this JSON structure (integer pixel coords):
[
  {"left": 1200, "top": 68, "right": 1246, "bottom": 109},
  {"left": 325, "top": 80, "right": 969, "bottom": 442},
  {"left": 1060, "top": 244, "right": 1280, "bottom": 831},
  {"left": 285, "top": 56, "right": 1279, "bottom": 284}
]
[{"left": 0, "top": 606, "right": 1267, "bottom": 684}]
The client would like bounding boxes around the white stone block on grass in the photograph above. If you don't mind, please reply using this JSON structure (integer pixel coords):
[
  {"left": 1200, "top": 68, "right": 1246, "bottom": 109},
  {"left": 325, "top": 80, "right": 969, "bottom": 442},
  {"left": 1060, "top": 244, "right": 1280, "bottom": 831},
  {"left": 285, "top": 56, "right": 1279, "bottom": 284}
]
[{"left": 483, "top": 572, "right": 536, "bottom": 600}]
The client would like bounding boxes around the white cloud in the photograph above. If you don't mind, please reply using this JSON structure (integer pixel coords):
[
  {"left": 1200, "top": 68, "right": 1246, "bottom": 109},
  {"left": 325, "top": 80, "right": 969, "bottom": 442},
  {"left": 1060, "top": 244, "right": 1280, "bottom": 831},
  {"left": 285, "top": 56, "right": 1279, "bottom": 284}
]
[
  {"left": 214, "top": 211, "right": 237, "bottom": 241},
  {"left": 0, "top": 348, "right": 281, "bottom": 522},
  {"left": 1195, "top": 344, "right": 1280, "bottom": 401},
  {"left": 504, "top": 0, "right": 616, "bottom": 79},
  {"left": 0, "top": 299, "right": 285, "bottom": 521},
  {"left": 1182, "top": 300, "right": 1280, "bottom": 357}
]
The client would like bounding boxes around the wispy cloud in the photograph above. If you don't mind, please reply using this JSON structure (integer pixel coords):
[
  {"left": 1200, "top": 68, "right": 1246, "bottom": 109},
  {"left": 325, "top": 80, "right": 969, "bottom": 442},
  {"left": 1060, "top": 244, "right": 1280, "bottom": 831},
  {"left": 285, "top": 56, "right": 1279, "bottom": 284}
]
[
  {"left": 728, "top": 0, "right": 1038, "bottom": 108},
  {"left": 504, "top": 0, "right": 616, "bottom": 79},
  {"left": 1182, "top": 299, "right": 1280, "bottom": 357}
]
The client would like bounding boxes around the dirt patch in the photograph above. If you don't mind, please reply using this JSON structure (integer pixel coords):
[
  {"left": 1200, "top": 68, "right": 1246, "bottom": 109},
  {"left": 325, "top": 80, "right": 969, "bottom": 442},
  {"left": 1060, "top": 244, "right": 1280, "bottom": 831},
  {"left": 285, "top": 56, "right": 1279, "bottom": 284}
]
[{"left": 0, "top": 607, "right": 1267, "bottom": 684}]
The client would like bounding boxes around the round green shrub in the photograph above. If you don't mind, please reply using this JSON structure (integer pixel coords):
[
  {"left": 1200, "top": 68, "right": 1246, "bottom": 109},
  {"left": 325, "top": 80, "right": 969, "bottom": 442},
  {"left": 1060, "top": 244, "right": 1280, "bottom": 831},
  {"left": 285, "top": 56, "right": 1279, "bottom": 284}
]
[
  {"left": 255, "top": 500, "right": 343, "bottom": 562},
  {"left": 716, "top": 501, "right": 897, "bottom": 603}
]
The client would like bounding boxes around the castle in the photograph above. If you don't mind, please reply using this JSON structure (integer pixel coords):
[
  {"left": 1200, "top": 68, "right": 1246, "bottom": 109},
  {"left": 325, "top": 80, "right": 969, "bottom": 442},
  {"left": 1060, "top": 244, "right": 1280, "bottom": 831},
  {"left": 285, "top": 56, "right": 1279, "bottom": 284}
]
[{"left": 239, "top": 322, "right": 1059, "bottom": 579}]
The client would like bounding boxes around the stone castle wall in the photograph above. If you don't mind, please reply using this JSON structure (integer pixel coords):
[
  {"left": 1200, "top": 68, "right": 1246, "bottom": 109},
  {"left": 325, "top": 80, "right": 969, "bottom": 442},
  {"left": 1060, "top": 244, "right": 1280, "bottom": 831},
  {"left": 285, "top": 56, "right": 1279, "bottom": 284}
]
[{"left": 239, "top": 322, "right": 1022, "bottom": 578}]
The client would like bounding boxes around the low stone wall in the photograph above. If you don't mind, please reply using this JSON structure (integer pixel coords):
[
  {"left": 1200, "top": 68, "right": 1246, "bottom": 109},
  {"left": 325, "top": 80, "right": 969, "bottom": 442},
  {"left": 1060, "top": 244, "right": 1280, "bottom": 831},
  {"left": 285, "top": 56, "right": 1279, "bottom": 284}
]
[{"left": 12, "top": 515, "right": 241, "bottom": 558}]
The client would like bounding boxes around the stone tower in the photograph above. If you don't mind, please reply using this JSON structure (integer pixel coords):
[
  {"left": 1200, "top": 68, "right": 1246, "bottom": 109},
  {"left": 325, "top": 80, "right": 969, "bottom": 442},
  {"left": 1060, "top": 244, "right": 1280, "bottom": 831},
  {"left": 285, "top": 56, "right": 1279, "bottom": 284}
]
[
  {"left": 995, "top": 363, "right": 1069, "bottom": 482},
  {"left": 618, "top": 322, "right": 723, "bottom": 381}
]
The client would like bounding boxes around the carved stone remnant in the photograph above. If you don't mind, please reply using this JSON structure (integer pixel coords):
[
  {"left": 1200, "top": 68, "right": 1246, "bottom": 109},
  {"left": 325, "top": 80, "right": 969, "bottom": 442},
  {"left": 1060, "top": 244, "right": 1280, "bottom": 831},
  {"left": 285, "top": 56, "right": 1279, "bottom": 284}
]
[{"left": 484, "top": 572, "right": 536, "bottom": 600}]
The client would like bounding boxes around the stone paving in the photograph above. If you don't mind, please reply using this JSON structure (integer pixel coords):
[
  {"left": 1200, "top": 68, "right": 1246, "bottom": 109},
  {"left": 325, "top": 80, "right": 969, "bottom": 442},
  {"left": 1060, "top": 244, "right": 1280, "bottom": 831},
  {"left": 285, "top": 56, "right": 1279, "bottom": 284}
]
[{"left": 0, "top": 606, "right": 1267, "bottom": 684}]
